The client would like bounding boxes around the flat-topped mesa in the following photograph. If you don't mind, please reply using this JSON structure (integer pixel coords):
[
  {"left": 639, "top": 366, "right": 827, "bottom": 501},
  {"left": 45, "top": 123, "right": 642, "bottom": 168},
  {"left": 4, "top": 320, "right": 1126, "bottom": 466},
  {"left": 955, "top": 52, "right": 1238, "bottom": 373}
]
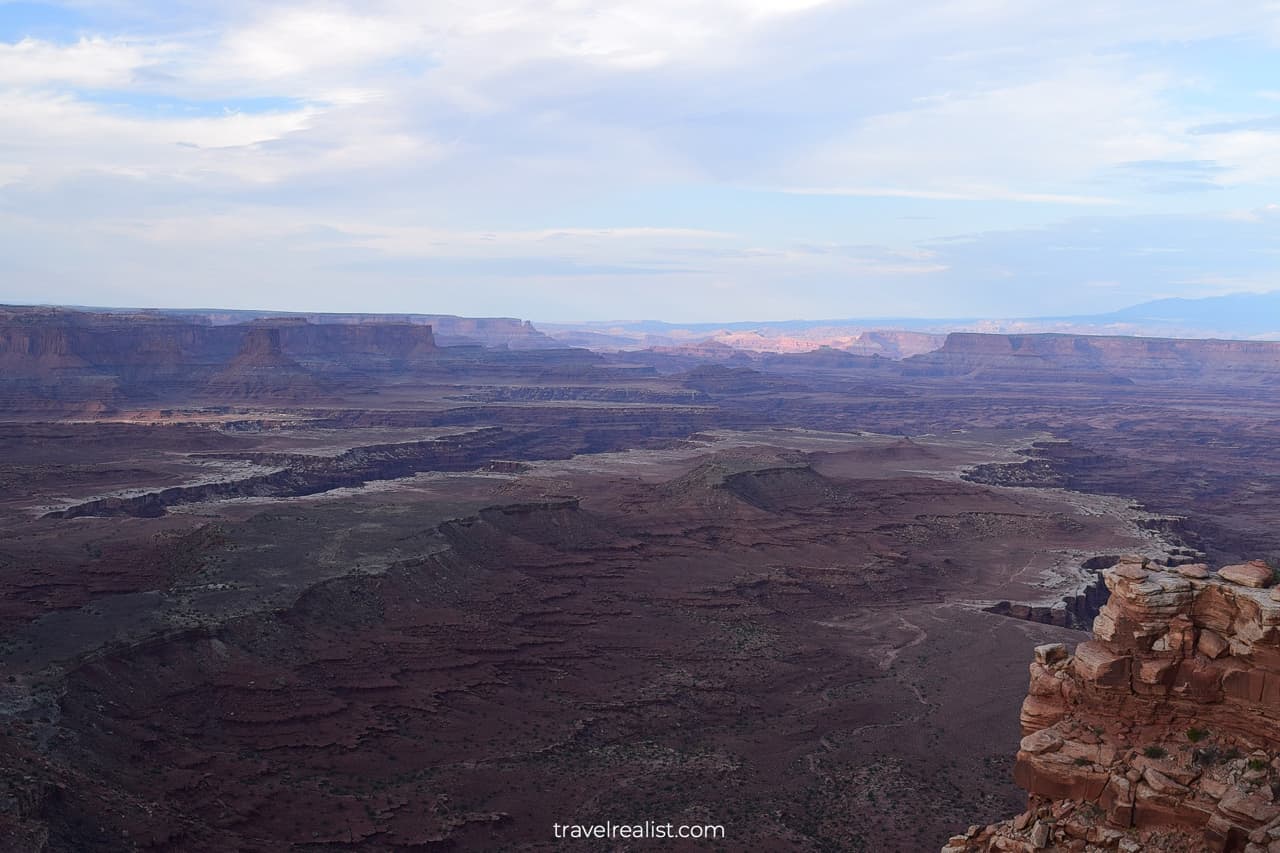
[
  {"left": 947, "top": 556, "right": 1280, "bottom": 853},
  {"left": 906, "top": 333, "right": 1280, "bottom": 384}
]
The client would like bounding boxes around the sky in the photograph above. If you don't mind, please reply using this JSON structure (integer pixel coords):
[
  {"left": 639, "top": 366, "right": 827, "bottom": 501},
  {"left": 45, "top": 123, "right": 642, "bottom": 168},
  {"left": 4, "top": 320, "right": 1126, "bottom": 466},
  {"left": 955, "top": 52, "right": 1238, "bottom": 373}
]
[{"left": 2, "top": 1, "right": 1280, "bottom": 321}]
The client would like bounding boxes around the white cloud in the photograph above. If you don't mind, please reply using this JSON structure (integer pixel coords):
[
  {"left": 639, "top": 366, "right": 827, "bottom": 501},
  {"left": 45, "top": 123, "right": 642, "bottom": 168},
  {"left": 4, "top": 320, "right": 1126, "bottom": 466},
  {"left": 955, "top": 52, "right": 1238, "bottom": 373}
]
[
  {"left": 0, "top": 36, "right": 161, "bottom": 88},
  {"left": 1195, "top": 130, "right": 1280, "bottom": 185},
  {"left": 784, "top": 61, "right": 1190, "bottom": 204},
  {"left": 5, "top": 0, "right": 1280, "bottom": 318},
  {"left": 777, "top": 185, "right": 1121, "bottom": 206},
  {"left": 0, "top": 90, "right": 320, "bottom": 180},
  {"left": 343, "top": 224, "right": 736, "bottom": 256},
  {"left": 212, "top": 8, "right": 421, "bottom": 82},
  {"left": 4, "top": 1, "right": 1276, "bottom": 202}
]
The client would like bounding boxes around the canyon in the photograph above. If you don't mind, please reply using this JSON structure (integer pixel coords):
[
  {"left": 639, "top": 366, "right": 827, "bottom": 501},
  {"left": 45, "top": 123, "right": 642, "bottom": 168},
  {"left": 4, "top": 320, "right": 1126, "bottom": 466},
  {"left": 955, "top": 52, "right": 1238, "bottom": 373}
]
[{"left": 2, "top": 306, "right": 1279, "bottom": 851}]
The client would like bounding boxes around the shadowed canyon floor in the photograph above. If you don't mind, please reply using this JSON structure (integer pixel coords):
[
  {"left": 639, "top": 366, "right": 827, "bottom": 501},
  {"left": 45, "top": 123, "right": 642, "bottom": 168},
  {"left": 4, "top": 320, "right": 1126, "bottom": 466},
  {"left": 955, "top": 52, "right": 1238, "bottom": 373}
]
[{"left": 2, "top": 310, "right": 1280, "bottom": 851}]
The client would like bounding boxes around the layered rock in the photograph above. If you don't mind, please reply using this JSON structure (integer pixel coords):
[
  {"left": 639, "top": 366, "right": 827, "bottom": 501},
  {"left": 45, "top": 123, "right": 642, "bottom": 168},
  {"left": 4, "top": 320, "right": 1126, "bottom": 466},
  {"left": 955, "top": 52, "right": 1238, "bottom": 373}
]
[
  {"left": 204, "top": 326, "right": 320, "bottom": 399},
  {"left": 947, "top": 556, "right": 1280, "bottom": 852},
  {"left": 907, "top": 333, "right": 1280, "bottom": 384},
  {"left": 0, "top": 307, "right": 439, "bottom": 410},
  {"left": 169, "top": 308, "right": 555, "bottom": 348}
]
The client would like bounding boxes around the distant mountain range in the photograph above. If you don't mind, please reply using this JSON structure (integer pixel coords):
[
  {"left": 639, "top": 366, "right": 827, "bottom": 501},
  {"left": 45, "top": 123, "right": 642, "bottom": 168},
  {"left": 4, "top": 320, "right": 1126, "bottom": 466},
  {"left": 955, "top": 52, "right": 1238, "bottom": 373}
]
[
  {"left": 1082, "top": 292, "right": 1280, "bottom": 337},
  {"left": 16, "top": 290, "right": 1280, "bottom": 358},
  {"left": 538, "top": 290, "right": 1280, "bottom": 352}
]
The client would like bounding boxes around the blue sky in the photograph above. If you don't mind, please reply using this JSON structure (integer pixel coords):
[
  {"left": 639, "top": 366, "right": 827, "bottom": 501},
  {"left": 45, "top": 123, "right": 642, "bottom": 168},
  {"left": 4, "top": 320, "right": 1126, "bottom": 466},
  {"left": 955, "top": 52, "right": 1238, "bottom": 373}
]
[{"left": 1, "top": 0, "right": 1279, "bottom": 321}]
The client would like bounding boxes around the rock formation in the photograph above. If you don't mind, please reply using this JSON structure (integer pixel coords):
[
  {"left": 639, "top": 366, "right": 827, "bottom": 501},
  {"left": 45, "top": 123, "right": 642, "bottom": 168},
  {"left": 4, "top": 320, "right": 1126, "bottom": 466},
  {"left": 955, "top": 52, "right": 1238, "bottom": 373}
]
[
  {"left": 204, "top": 326, "right": 319, "bottom": 399},
  {"left": 946, "top": 557, "right": 1280, "bottom": 852},
  {"left": 0, "top": 307, "right": 438, "bottom": 411},
  {"left": 907, "top": 333, "right": 1280, "bottom": 384},
  {"left": 153, "top": 308, "right": 555, "bottom": 348}
]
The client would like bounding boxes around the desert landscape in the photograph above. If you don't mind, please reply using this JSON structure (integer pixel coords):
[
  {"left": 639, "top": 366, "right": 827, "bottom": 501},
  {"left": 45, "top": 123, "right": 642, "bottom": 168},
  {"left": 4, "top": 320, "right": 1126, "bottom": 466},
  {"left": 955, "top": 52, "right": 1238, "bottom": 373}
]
[
  {"left": 2, "top": 306, "right": 1280, "bottom": 850},
  {"left": 9, "top": 1, "right": 1280, "bottom": 849}
]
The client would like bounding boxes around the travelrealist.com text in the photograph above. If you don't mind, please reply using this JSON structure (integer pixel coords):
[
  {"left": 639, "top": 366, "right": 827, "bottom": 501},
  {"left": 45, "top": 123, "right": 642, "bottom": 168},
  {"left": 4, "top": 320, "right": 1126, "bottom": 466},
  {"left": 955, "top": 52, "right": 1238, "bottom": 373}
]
[{"left": 552, "top": 820, "right": 726, "bottom": 840}]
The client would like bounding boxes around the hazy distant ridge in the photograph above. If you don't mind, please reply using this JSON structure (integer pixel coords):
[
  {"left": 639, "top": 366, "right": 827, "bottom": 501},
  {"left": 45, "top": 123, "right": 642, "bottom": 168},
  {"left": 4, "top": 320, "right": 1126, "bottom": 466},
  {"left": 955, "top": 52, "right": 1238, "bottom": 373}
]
[{"left": 541, "top": 290, "right": 1280, "bottom": 351}]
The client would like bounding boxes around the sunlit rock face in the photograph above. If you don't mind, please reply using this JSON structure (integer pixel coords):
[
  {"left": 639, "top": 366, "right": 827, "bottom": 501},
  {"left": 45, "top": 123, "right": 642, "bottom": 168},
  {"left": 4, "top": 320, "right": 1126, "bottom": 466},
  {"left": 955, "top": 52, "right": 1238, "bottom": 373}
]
[{"left": 947, "top": 556, "right": 1280, "bottom": 853}]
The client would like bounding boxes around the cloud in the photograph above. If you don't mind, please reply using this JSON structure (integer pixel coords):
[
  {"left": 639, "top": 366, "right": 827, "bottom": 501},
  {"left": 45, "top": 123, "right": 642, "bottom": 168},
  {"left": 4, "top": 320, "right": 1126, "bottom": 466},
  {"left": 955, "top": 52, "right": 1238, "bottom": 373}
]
[
  {"left": 0, "top": 89, "right": 322, "bottom": 184},
  {"left": 782, "top": 60, "right": 1190, "bottom": 204},
  {"left": 777, "top": 186, "right": 1120, "bottom": 205},
  {"left": 3, "top": 2, "right": 1276, "bottom": 203},
  {"left": 1110, "top": 159, "right": 1227, "bottom": 193},
  {"left": 0, "top": 36, "right": 157, "bottom": 88},
  {"left": 4, "top": 1, "right": 1280, "bottom": 320},
  {"left": 1191, "top": 116, "right": 1280, "bottom": 134},
  {"left": 211, "top": 8, "right": 423, "bottom": 84}
]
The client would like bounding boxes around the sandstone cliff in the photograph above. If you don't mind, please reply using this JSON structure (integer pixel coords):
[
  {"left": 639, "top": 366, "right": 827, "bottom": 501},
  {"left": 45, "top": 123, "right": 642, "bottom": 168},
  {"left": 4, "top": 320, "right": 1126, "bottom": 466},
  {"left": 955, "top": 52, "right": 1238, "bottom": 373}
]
[
  {"left": 0, "top": 308, "right": 438, "bottom": 410},
  {"left": 947, "top": 557, "right": 1280, "bottom": 852},
  {"left": 204, "top": 326, "right": 320, "bottom": 399},
  {"left": 166, "top": 309, "right": 556, "bottom": 349},
  {"left": 908, "top": 333, "right": 1280, "bottom": 384}
]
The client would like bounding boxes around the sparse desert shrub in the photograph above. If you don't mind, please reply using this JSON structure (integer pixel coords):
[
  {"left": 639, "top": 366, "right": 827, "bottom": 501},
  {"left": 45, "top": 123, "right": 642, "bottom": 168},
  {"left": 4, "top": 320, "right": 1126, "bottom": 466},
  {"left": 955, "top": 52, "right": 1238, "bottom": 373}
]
[
  {"left": 1248, "top": 758, "right": 1269, "bottom": 772},
  {"left": 1073, "top": 757, "right": 1091, "bottom": 766},
  {"left": 1143, "top": 746, "right": 1168, "bottom": 759},
  {"left": 1187, "top": 727, "right": 1209, "bottom": 743}
]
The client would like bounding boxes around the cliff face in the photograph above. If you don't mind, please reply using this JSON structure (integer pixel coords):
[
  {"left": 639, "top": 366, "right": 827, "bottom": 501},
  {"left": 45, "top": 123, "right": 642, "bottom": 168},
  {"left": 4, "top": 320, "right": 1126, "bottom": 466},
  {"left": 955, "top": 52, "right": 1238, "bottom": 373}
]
[
  {"left": 0, "top": 308, "right": 437, "bottom": 410},
  {"left": 0, "top": 311, "right": 236, "bottom": 378},
  {"left": 271, "top": 320, "right": 439, "bottom": 369},
  {"left": 422, "top": 315, "right": 552, "bottom": 349},
  {"left": 165, "top": 309, "right": 556, "bottom": 349},
  {"left": 949, "top": 557, "right": 1280, "bottom": 852},
  {"left": 846, "top": 329, "right": 946, "bottom": 358},
  {"left": 205, "top": 327, "right": 320, "bottom": 400},
  {"left": 907, "top": 333, "right": 1280, "bottom": 384},
  {"left": 540, "top": 323, "right": 946, "bottom": 356}
]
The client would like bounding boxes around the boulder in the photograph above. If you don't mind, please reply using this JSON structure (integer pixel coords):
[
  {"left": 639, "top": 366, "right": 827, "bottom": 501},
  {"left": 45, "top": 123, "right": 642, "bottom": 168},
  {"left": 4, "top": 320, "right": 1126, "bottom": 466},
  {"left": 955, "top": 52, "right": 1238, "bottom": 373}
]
[
  {"left": 1020, "top": 693, "right": 1067, "bottom": 734},
  {"left": 1034, "top": 643, "right": 1068, "bottom": 665},
  {"left": 1198, "top": 628, "right": 1231, "bottom": 659},
  {"left": 1220, "top": 789, "right": 1280, "bottom": 825},
  {"left": 1113, "top": 563, "right": 1150, "bottom": 580},
  {"left": 1020, "top": 729, "right": 1064, "bottom": 755},
  {"left": 1072, "top": 642, "right": 1131, "bottom": 688},
  {"left": 1178, "top": 563, "right": 1211, "bottom": 579},
  {"left": 1143, "top": 767, "right": 1189, "bottom": 796},
  {"left": 1220, "top": 563, "right": 1274, "bottom": 589}
]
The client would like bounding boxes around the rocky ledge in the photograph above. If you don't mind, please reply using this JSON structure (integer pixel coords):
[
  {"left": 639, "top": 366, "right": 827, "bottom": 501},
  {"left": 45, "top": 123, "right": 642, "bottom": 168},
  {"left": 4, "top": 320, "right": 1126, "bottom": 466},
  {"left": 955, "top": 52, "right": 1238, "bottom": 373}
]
[{"left": 947, "top": 556, "right": 1280, "bottom": 853}]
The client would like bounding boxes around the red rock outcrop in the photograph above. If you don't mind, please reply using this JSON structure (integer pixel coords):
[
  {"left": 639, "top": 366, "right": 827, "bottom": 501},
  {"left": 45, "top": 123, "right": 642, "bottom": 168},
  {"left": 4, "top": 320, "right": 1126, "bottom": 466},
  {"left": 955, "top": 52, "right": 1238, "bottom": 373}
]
[{"left": 948, "top": 556, "right": 1280, "bottom": 852}]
